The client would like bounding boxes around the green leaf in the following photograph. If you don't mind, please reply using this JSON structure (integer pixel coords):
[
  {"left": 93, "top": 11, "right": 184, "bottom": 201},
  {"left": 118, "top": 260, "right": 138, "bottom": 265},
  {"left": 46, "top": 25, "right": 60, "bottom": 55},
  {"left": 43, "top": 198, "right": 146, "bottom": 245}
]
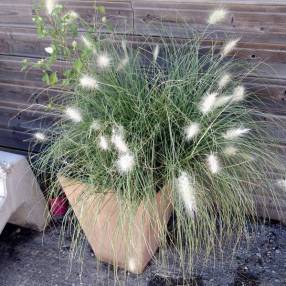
[
  {"left": 21, "top": 59, "right": 29, "bottom": 71},
  {"left": 73, "top": 59, "right": 83, "bottom": 73},
  {"left": 42, "top": 72, "right": 50, "bottom": 85},
  {"left": 49, "top": 72, "right": 58, "bottom": 86},
  {"left": 62, "top": 79, "right": 70, "bottom": 86},
  {"left": 97, "top": 6, "right": 106, "bottom": 15}
]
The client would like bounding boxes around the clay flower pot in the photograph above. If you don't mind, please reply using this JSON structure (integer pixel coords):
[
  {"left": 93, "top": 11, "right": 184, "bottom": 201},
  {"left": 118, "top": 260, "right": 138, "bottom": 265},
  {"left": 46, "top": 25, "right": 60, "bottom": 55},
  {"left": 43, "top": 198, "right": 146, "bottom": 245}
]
[{"left": 58, "top": 176, "right": 172, "bottom": 274}]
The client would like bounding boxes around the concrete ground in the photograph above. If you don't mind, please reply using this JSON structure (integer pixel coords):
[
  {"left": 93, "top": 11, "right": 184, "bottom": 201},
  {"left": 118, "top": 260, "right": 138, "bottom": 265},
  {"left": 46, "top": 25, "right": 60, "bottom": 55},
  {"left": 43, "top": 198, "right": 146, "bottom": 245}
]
[{"left": 0, "top": 221, "right": 285, "bottom": 286}]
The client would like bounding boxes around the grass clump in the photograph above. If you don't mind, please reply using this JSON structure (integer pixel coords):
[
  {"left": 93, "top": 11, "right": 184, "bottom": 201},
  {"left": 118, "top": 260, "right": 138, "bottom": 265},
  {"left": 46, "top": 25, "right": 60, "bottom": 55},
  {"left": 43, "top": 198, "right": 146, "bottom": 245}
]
[{"left": 25, "top": 1, "right": 286, "bottom": 276}]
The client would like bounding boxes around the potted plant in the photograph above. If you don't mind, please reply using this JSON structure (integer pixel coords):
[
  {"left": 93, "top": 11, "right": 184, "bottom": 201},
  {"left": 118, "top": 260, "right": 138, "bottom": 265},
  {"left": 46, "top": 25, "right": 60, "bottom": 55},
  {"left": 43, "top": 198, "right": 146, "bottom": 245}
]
[{"left": 24, "top": 1, "right": 285, "bottom": 275}]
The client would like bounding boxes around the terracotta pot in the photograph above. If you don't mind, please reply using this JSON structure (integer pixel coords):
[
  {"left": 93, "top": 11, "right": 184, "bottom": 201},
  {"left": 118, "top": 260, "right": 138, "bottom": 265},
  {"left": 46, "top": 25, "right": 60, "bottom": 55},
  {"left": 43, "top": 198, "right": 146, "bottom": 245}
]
[{"left": 58, "top": 176, "right": 172, "bottom": 274}]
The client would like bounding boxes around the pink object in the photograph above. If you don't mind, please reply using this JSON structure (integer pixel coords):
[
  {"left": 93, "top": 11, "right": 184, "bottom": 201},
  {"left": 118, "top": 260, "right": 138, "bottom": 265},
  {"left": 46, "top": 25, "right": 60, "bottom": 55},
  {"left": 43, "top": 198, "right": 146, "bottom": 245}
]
[{"left": 49, "top": 197, "right": 68, "bottom": 217}]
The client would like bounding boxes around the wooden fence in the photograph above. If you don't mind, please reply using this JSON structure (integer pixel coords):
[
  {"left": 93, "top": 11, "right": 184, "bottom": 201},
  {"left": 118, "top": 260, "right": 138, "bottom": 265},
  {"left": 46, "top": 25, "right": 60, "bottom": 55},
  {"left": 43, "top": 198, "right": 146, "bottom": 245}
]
[{"left": 0, "top": 0, "right": 286, "bottom": 153}]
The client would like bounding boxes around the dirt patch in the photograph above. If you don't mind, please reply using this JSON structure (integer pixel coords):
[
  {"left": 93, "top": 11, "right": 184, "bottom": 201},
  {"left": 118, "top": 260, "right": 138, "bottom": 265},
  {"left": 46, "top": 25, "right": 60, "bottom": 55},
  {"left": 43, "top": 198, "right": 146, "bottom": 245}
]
[{"left": 0, "top": 221, "right": 285, "bottom": 285}]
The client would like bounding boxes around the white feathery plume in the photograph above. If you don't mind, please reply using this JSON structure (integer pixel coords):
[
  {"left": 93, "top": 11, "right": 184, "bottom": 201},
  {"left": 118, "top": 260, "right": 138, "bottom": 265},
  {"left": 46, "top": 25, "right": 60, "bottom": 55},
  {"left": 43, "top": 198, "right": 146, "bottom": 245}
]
[
  {"left": 45, "top": 47, "right": 54, "bottom": 54},
  {"left": 117, "top": 40, "right": 129, "bottom": 70},
  {"left": 128, "top": 258, "right": 137, "bottom": 273},
  {"left": 207, "top": 9, "right": 227, "bottom": 25},
  {"left": 34, "top": 132, "right": 46, "bottom": 141},
  {"left": 90, "top": 120, "right": 101, "bottom": 131},
  {"left": 66, "top": 11, "right": 78, "bottom": 19},
  {"left": 231, "top": 86, "right": 245, "bottom": 102},
  {"left": 177, "top": 171, "right": 197, "bottom": 216},
  {"left": 65, "top": 107, "right": 82, "bottom": 123},
  {"left": 117, "top": 57, "right": 129, "bottom": 71},
  {"left": 121, "top": 40, "right": 128, "bottom": 56},
  {"left": 116, "top": 153, "right": 135, "bottom": 174},
  {"left": 223, "top": 127, "right": 250, "bottom": 140},
  {"left": 81, "top": 35, "right": 93, "bottom": 49},
  {"left": 97, "top": 54, "right": 111, "bottom": 69},
  {"left": 276, "top": 179, "right": 286, "bottom": 189},
  {"left": 64, "top": 11, "right": 79, "bottom": 23},
  {"left": 207, "top": 154, "right": 221, "bottom": 174},
  {"left": 214, "top": 96, "right": 231, "bottom": 109},
  {"left": 241, "top": 153, "right": 256, "bottom": 162},
  {"left": 184, "top": 122, "right": 200, "bottom": 141},
  {"left": 72, "top": 40, "right": 77, "bottom": 49},
  {"left": 221, "top": 38, "right": 240, "bottom": 58},
  {"left": 199, "top": 92, "right": 218, "bottom": 114},
  {"left": 46, "top": 0, "right": 56, "bottom": 15},
  {"left": 80, "top": 75, "right": 98, "bottom": 90},
  {"left": 98, "top": 135, "right": 109, "bottom": 151},
  {"left": 223, "top": 145, "right": 238, "bottom": 156},
  {"left": 111, "top": 129, "right": 129, "bottom": 153},
  {"left": 102, "top": 16, "right": 107, "bottom": 23},
  {"left": 218, "top": 73, "right": 231, "bottom": 89},
  {"left": 153, "top": 44, "right": 160, "bottom": 62}
]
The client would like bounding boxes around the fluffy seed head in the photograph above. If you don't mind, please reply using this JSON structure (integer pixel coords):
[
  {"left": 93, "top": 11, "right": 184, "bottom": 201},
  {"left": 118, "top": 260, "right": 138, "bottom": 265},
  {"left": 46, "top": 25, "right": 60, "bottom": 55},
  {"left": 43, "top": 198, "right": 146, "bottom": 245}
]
[
  {"left": 116, "top": 153, "right": 135, "bottom": 174},
  {"left": 45, "top": 47, "right": 54, "bottom": 54},
  {"left": 65, "top": 107, "right": 82, "bottom": 123},
  {"left": 214, "top": 96, "right": 231, "bottom": 109},
  {"left": 111, "top": 131, "right": 129, "bottom": 153},
  {"left": 153, "top": 45, "right": 160, "bottom": 62},
  {"left": 128, "top": 258, "right": 137, "bottom": 273},
  {"left": 223, "top": 145, "right": 238, "bottom": 156},
  {"left": 207, "top": 9, "right": 227, "bottom": 25},
  {"left": 177, "top": 171, "right": 197, "bottom": 216},
  {"left": 117, "top": 57, "right": 129, "bottom": 71},
  {"left": 67, "top": 11, "right": 78, "bottom": 19},
  {"left": 65, "top": 11, "right": 79, "bottom": 23},
  {"left": 184, "top": 122, "right": 200, "bottom": 141},
  {"left": 199, "top": 92, "right": 218, "bottom": 114},
  {"left": 46, "top": 0, "right": 56, "bottom": 15},
  {"left": 97, "top": 54, "right": 111, "bottom": 69},
  {"left": 72, "top": 40, "right": 77, "bottom": 49},
  {"left": 207, "top": 154, "right": 221, "bottom": 174},
  {"left": 221, "top": 38, "right": 240, "bottom": 58},
  {"left": 81, "top": 35, "right": 93, "bottom": 49},
  {"left": 276, "top": 179, "right": 286, "bottom": 189},
  {"left": 98, "top": 135, "right": 109, "bottom": 151},
  {"left": 121, "top": 40, "right": 127, "bottom": 55},
  {"left": 80, "top": 75, "right": 98, "bottom": 90},
  {"left": 34, "top": 132, "right": 46, "bottom": 141},
  {"left": 218, "top": 73, "right": 231, "bottom": 89},
  {"left": 223, "top": 127, "right": 250, "bottom": 140},
  {"left": 102, "top": 16, "right": 107, "bottom": 23},
  {"left": 231, "top": 86, "right": 245, "bottom": 102},
  {"left": 90, "top": 120, "right": 101, "bottom": 131}
]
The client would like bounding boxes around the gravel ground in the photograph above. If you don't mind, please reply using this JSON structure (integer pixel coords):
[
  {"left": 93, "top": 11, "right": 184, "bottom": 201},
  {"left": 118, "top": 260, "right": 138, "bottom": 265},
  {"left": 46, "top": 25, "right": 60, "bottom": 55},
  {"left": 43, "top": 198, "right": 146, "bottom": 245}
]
[{"left": 0, "top": 220, "right": 285, "bottom": 286}]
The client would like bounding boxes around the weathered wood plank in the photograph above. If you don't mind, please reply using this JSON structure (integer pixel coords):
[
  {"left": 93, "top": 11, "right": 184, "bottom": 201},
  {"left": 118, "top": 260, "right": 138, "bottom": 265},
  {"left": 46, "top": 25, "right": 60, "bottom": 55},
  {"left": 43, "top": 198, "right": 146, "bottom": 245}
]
[
  {"left": 133, "top": 1, "right": 286, "bottom": 45},
  {"left": 0, "top": 127, "right": 36, "bottom": 152},
  {"left": 0, "top": 1, "right": 133, "bottom": 33},
  {"left": 2, "top": 27, "right": 286, "bottom": 65},
  {"left": 0, "top": 102, "right": 58, "bottom": 132},
  {"left": 0, "top": 54, "right": 285, "bottom": 106},
  {"left": 0, "top": 55, "right": 67, "bottom": 87},
  {"left": 0, "top": 82, "right": 62, "bottom": 106}
]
